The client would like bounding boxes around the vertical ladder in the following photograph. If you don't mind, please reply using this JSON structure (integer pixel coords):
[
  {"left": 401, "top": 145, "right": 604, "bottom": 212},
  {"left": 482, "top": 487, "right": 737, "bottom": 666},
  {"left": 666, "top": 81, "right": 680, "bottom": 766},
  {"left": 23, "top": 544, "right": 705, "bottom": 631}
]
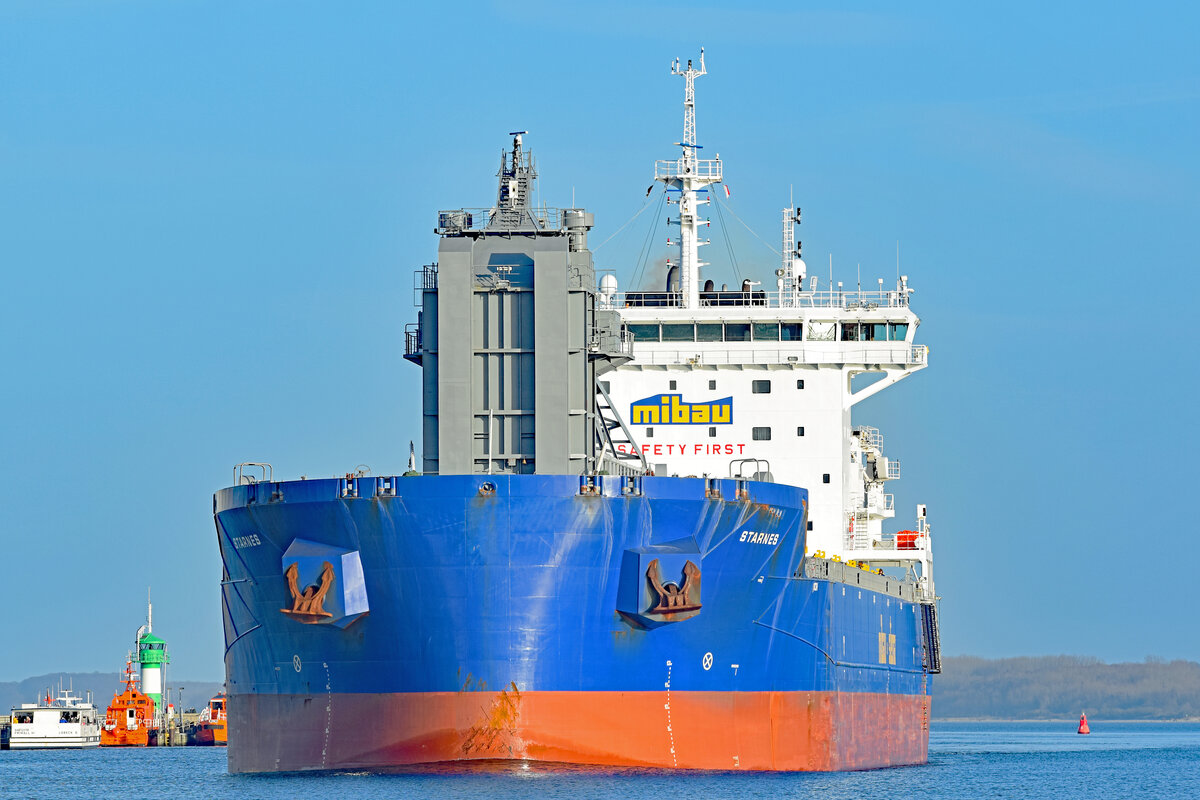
[
  {"left": 844, "top": 508, "right": 869, "bottom": 551},
  {"left": 920, "top": 602, "right": 942, "bottom": 674}
]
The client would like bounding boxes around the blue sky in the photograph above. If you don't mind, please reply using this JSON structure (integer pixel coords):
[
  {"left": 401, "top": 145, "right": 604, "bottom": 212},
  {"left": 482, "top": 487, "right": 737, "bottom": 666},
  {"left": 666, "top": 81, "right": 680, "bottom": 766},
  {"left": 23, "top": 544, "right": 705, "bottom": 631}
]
[{"left": 2, "top": 1, "right": 1197, "bottom": 681}]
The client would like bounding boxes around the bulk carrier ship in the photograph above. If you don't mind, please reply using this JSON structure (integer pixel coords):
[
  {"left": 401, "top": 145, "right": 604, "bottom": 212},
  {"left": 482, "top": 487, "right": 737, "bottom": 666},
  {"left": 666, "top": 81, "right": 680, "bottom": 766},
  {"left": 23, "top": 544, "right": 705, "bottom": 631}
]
[{"left": 214, "top": 51, "right": 941, "bottom": 773}]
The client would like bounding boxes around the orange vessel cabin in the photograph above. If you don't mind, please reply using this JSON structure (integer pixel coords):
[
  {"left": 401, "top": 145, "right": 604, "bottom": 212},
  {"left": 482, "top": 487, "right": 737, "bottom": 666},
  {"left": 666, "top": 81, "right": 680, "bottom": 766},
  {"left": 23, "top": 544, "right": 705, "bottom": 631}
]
[
  {"left": 193, "top": 692, "right": 227, "bottom": 746},
  {"left": 100, "top": 659, "right": 158, "bottom": 747}
]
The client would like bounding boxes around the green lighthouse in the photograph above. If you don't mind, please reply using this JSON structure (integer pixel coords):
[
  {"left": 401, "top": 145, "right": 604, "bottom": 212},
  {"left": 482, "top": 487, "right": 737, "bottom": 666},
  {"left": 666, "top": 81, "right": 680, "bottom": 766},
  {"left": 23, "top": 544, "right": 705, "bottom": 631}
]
[{"left": 136, "top": 597, "right": 169, "bottom": 710}]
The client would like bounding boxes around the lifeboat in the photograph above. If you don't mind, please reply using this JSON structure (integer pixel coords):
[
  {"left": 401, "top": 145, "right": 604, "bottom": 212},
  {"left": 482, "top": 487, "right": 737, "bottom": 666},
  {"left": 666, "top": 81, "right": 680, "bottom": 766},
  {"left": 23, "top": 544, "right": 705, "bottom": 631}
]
[
  {"left": 192, "top": 692, "right": 227, "bottom": 746},
  {"left": 100, "top": 659, "right": 158, "bottom": 747}
]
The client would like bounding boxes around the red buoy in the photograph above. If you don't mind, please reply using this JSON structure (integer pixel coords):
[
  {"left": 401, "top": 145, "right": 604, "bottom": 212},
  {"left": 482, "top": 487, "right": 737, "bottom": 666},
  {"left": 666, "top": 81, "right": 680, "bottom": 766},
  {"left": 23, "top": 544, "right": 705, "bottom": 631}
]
[{"left": 1077, "top": 712, "right": 1090, "bottom": 735}]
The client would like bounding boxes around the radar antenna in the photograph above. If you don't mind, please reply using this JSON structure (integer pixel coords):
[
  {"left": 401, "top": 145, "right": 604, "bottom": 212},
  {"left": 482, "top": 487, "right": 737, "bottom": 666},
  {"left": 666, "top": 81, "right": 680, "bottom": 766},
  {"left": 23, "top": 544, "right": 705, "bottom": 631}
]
[{"left": 490, "top": 130, "right": 539, "bottom": 230}]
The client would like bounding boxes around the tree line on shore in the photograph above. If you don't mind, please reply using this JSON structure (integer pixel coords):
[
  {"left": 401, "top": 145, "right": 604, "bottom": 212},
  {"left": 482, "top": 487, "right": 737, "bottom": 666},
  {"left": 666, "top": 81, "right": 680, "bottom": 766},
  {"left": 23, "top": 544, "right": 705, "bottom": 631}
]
[{"left": 933, "top": 655, "right": 1200, "bottom": 719}]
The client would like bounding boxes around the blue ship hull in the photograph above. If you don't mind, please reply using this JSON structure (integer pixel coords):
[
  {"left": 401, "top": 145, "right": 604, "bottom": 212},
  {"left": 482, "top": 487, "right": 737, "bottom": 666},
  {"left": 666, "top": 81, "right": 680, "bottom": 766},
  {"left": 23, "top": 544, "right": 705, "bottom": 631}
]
[{"left": 215, "top": 474, "right": 931, "bottom": 772}]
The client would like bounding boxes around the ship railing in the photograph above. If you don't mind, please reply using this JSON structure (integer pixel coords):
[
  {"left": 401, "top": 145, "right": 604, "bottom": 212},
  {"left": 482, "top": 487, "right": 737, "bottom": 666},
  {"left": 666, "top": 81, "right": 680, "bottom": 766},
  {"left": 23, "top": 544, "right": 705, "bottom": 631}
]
[
  {"left": 917, "top": 579, "right": 937, "bottom": 606},
  {"left": 859, "top": 492, "right": 896, "bottom": 513},
  {"left": 608, "top": 288, "right": 910, "bottom": 310},
  {"left": 404, "top": 323, "right": 421, "bottom": 357},
  {"left": 234, "top": 462, "right": 272, "bottom": 485},
  {"left": 616, "top": 328, "right": 636, "bottom": 356},
  {"left": 623, "top": 344, "right": 927, "bottom": 367},
  {"left": 654, "top": 158, "right": 724, "bottom": 181},
  {"left": 590, "top": 328, "right": 634, "bottom": 358},
  {"left": 435, "top": 207, "right": 564, "bottom": 233},
  {"left": 412, "top": 264, "right": 438, "bottom": 306},
  {"left": 419, "top": 264, "right": 438, "bottom": 289},
  {"left": 598, "top": 454, "right": 645, "bottom": 477},
  {"left": 855, "top": 425, "right": 883, "bottom": 449},
  {"left": 849, "top": 491, "right": 897, "bottom": 515},
  {"left": 729, "top": 458, "right": 772, "bottom": 482}
]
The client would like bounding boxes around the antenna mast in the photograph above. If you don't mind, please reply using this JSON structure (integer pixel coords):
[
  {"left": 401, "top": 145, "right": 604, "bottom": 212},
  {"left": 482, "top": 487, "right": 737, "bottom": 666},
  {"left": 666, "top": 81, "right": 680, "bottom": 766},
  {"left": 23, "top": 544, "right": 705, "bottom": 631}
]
[
  {"left": 676, "top": 50, "right": 705, "bottom": 165},
  {"left": 780, "top": 203, "right": 803, "bottom": 308},
  {"left": 657, "top": 48, "right": 722, "bottom": 309}
]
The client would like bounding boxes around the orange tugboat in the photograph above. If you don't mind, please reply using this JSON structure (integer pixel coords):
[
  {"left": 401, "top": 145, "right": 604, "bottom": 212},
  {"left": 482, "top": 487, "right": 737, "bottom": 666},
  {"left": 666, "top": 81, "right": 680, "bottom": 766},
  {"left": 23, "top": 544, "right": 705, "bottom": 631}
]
[
  {"left": 100, "top": 658, "right": 158, "bottom": 747},
  {"left": 193, "top": 692, "right": 227, "bottom": 746}
]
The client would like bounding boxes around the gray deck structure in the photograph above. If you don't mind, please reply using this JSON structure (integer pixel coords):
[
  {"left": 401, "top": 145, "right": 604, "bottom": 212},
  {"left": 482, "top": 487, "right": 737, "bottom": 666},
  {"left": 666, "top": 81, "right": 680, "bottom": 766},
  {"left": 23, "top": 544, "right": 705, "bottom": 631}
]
[{"left": 405, "top": 134, "right": 639, "bottom": 476}]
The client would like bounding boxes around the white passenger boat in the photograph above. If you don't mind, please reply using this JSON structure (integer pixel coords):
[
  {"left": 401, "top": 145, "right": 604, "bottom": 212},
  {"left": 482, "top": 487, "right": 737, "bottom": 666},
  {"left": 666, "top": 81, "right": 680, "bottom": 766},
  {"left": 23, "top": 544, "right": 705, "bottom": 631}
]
[{"left": 9, "top": 686, "right": 101, "bottom": 749}]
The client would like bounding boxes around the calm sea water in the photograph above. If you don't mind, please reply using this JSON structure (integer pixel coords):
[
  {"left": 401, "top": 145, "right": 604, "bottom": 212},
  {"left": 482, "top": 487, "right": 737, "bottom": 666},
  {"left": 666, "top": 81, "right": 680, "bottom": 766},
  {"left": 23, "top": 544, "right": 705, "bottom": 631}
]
[{"left": 4, "top": 722, "right": 1198, "bottom": 799}]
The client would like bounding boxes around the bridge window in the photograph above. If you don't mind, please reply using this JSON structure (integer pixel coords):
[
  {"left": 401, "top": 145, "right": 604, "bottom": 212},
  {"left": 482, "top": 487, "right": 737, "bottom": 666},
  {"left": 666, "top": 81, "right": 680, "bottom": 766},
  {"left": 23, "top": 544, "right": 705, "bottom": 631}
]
[
  {"left": 797, "top": 427, "right": 805, "bottom": 436},
  {"left": 753, "top": 322, "right": 779, "bottom": 340},
  {"left": 725, "top": 323, "right": 751, "bottom": 341},
  {"left": 661, "top": 323, "right": 695, "bottom": 342},
  {"left": 669, "top": 380, "right": 677, "bottom": 390},
  {"left": 627, "top": 323, "right": 659, "bottom": 342},
  {"left": 823, "top": 473, "right": 831, "bottom": 483},
  {"left": 645, "top": 428, "right": 654, "bottom": 438},
  {"left": 752, "top": 427, "right": 772, "bottom": 440},
  {"left": 796, "top": 379, "right": 805, "bottom": 389},
  {"left": 708, "top": 427, "right": 716, "bottom": 437},
  {"left": 751, "top": 380, "right": 771, "bottom": 394},
  {"left": 808, "top": 321, "right": 835, "bottom": 341},
  {"left": 841, "top": 322, "right": 909, "bottom": 342},
  {"left": 708, "top": 379, "right": 716, "bottom": 390},
  {"left": 696, "top": 323, "right": 723, "bottom": 342},
  {"left": 781, "top": 322, "right": 802, "bottom": 341}
]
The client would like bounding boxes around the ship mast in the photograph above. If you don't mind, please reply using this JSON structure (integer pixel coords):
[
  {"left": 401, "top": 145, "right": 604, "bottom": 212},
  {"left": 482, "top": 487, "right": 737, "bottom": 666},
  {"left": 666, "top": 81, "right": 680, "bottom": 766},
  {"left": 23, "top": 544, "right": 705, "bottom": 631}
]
[
  {"left": 656, "top": 48, "right": 722, "bottom": 309},
  {"left": 779, "top": 204, "right": 805, "bottom": 307}
]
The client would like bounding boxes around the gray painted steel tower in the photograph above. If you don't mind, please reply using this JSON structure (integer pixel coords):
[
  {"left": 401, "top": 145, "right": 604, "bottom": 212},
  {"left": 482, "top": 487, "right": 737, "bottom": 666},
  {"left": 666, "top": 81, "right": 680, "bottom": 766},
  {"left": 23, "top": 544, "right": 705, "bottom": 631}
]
[{"left": 405, "top": 133, "right": 640, "bottom": 476}]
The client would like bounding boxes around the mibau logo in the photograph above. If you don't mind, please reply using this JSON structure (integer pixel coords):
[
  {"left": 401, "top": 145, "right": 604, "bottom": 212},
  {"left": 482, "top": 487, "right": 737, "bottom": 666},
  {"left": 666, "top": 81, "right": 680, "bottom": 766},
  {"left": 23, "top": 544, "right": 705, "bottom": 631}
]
[{"left": 630, "top": 394, "right": 733, "bottom": 425}]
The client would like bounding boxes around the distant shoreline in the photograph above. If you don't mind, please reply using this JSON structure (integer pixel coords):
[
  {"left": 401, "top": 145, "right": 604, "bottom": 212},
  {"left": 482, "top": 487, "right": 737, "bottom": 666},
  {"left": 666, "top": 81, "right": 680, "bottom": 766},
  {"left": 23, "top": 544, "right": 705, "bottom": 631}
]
[
  {"left": 933, "top": 656, "right": 1200, "bottom": 720},
  {"left": 934, "top": 717, "right": 1200, "bottom": 723}
]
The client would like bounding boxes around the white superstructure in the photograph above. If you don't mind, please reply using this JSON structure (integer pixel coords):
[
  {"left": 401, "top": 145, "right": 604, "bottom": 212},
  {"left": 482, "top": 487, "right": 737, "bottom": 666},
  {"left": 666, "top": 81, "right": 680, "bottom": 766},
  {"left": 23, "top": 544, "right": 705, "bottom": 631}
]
[
  {"left": 9, "top": 686, "right": 101, "bottom": 749},
  {"left": 603, "top": 51, "right": 934, "bottom": 597}
]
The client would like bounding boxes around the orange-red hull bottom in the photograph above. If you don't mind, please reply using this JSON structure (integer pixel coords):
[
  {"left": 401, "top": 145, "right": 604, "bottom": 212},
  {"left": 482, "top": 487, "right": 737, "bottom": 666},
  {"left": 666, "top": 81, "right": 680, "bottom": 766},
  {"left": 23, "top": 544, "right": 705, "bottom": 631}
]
[
  {"left": 100, "top": 730, "right": 155, "bottom": 747},
  {"left": 230, "top": 690, "right": 930, "bottom": 773},
  {"left": 193, "top": 726, "right": 228, "bottom": 746}
]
